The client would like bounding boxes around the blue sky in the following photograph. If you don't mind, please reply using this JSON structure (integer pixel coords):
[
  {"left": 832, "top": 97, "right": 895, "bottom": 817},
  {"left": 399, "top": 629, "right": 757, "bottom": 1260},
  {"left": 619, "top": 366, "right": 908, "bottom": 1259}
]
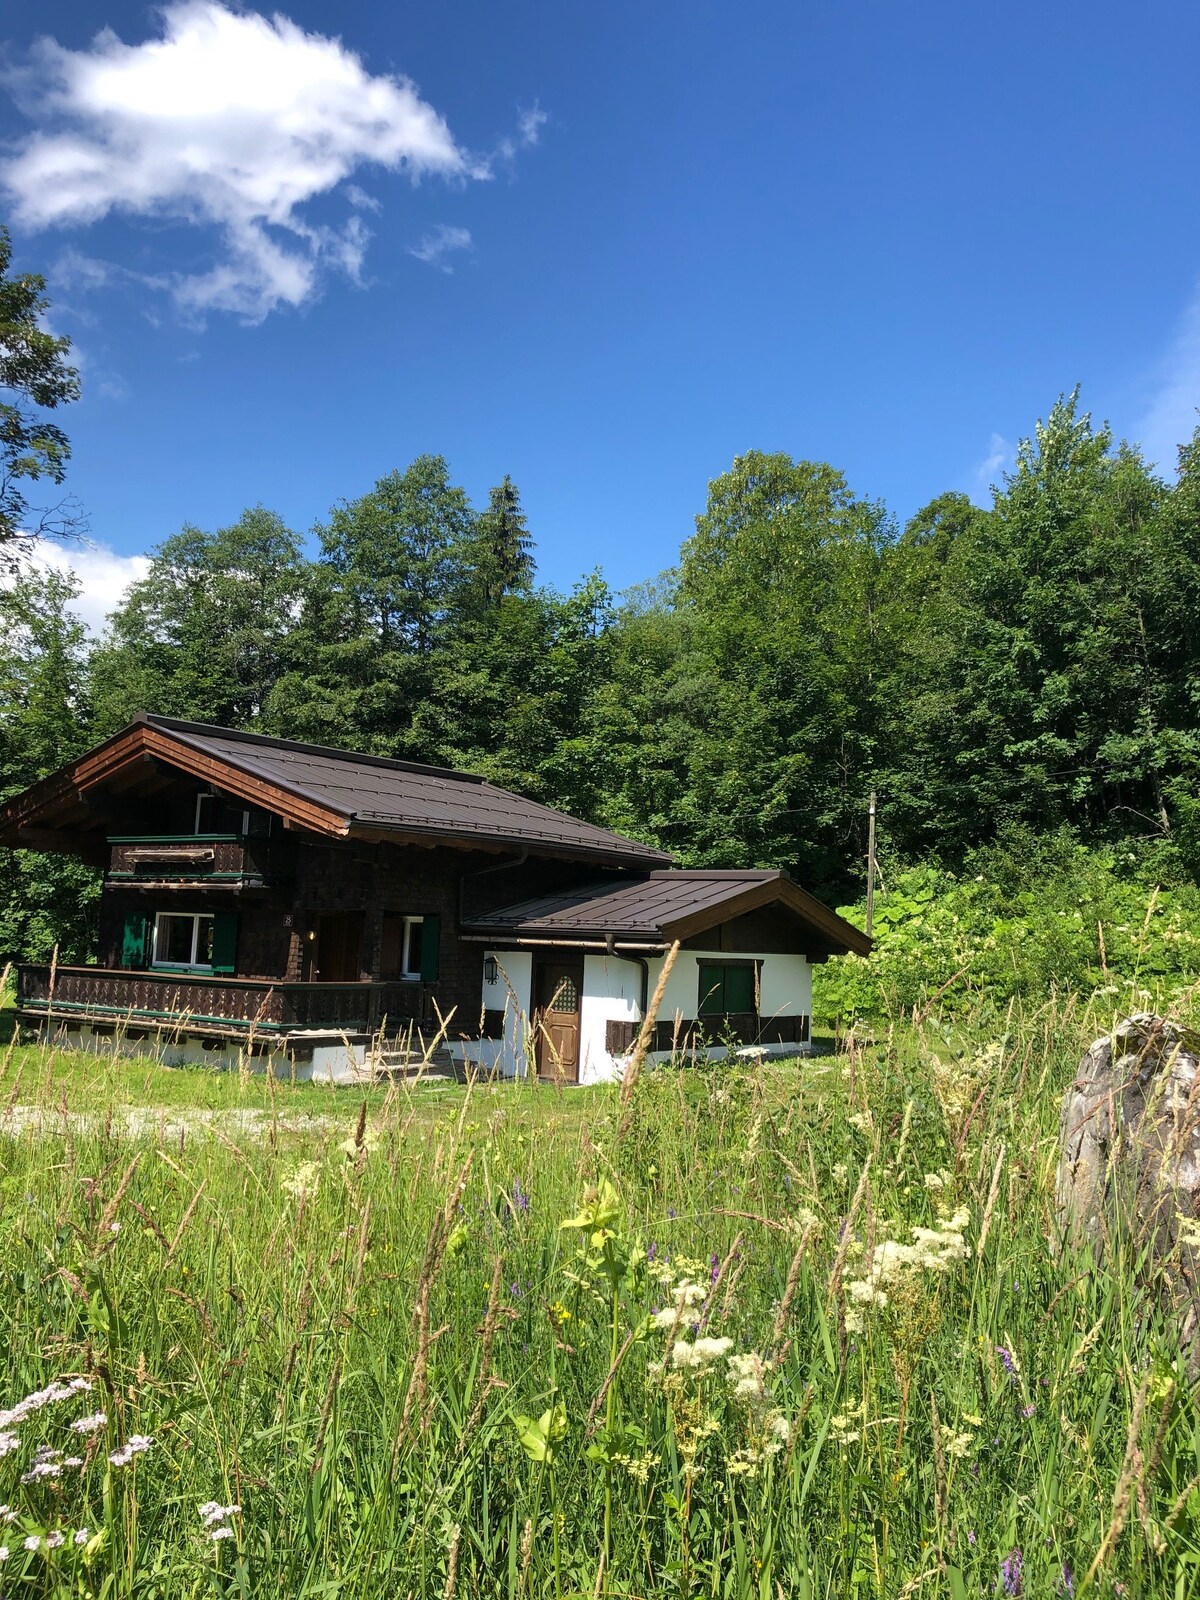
[{"left": 3, "top": 0, "right": 1200, "bottom": 626}]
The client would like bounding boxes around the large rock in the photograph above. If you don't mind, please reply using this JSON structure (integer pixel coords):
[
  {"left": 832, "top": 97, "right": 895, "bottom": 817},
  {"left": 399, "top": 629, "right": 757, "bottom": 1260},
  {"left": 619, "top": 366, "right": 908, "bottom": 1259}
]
[{"left": 1057, "top": 1013, "right": 1200, "bottom": 1355}]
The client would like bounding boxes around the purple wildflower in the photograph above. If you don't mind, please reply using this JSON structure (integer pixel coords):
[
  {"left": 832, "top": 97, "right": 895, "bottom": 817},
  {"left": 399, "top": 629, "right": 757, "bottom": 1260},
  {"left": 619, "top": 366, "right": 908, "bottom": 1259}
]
[
  {"left": 1000, "top": 1548, "right": 1023, "bottom": 1597},
  {"left": 710, "top": 1253, "right": 721, "bottom": 1283},
  {"left": 512, "top": 1179, "right": 529, "bottom": 1214},
  {"left": 996, "top": 1346, "right": 1018, "bottom": 1382},
  {"left": 967, "top": 1530, "right": 976, "bottom": 1546},
  {"left": 647, "top": 1241, "right": 657, "bottom": 1263},
  {"left": 667, "top": 1207, "right": 678, "bottom": 1220},
  {"left": 1061, "top": 1562, "right": 1074, "bottom": 1596},
  {"left": 1021, "top": 1403, "right": 1036, "bottom": 1419}
]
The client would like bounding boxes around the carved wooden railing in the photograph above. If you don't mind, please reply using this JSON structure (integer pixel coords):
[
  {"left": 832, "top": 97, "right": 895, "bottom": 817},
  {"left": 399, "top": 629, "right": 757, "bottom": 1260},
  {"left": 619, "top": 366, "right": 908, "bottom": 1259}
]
[{"left": 16, "top": 965, "right": 434, "bottom": 1038}]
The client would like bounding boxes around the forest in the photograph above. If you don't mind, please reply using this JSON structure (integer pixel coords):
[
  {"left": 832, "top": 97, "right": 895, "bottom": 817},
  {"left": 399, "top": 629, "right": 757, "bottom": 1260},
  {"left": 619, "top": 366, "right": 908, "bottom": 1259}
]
[{"left": 3, "top": 391, "right": 1200, "bottom": 1007}]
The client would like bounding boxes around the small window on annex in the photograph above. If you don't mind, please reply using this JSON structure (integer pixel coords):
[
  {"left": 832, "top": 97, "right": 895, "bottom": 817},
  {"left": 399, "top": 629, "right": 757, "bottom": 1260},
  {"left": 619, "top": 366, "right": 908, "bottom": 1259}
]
[
  {"left": 153, "top": 912, "right": 215, "bottom": 970},
  {"left": 697, "top": 961, "right": 758, "bottom": 1018}
]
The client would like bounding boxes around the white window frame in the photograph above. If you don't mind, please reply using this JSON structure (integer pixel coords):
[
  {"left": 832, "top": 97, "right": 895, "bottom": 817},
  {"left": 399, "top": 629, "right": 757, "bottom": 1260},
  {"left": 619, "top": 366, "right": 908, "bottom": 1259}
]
[
  {"left": 194, "top": 792, "right": 216, "bottom": 835},
  {"left": 400, "top": 915, "right": 424, "bottom": 981},
  {"left": 152, "top": 911, "right": 215, "bottom": 971}
]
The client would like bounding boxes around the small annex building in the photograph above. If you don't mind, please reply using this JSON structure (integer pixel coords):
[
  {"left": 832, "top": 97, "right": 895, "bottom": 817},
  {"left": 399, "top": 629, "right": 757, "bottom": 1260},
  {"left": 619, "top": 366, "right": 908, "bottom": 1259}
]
[{"left": 0, "top": 715, "right": 870, "bottom": 1083}]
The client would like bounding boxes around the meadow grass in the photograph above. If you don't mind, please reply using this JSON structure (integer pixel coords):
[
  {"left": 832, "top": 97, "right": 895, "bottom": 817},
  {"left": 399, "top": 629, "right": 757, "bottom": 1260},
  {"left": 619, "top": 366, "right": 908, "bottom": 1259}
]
[{"left": 0, "top": 998, "right": 1198, "bottom": 1597}]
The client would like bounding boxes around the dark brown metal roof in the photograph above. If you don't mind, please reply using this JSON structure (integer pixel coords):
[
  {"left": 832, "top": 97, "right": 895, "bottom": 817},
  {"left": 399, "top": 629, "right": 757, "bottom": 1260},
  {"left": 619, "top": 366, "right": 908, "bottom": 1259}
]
[
  {"left": 145, "top": 716, "right": 671, "bottom": 866},
  {"left": 464, "top": 868, "right": 872, "bottom": 957}
]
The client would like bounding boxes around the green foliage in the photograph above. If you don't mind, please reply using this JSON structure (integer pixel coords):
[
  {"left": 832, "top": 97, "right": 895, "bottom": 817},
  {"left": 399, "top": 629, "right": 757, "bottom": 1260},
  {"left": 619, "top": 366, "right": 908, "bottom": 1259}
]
[
  {"left": 0, "top": 228, "right": 82, "bottom": 563},
  {"left": 89, "top": 506, "right": 307, "bottom": 733},
  {"left": 815, "top": 827, "right": 1200, "bottom": 1024},
  {"left": 0, "top": 568, "right": 99, "bottom": 963}
]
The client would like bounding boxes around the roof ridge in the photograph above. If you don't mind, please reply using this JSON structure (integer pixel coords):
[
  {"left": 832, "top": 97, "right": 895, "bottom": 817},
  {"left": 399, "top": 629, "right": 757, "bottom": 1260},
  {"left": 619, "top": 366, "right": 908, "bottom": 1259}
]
[
  {"left": 648, "top": 868, "right": 783, "bottom": 881},
  {"left": 141, "top": 714, "right": 487, "bottom": 785}
]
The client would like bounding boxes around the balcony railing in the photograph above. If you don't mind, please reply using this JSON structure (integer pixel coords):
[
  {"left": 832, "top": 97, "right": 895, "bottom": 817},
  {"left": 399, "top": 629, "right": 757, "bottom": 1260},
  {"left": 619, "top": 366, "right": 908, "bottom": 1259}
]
[
  {"left": 106, "top": 835, "right": 276, "bottom": 888},
  {"left": 16, "top": 965, "right": 436, "bottom": 1040}
]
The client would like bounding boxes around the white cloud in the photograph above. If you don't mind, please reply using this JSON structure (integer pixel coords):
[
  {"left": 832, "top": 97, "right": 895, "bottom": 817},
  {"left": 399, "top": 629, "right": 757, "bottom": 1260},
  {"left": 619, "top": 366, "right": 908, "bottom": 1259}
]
[
  {"left": 1135, "top": 281, "right": 1200, "bottom": 476},
  {"left": 496, "top": 103, "right": 547, "bottom": 167},
  {"left": 409, "top": 224, "right": 473, "bottom": 272},
  {"left": 345, "top": 183, "right": 382, "bottom": 214},
  {"left": 13, "top": 543, "right": 151, "bottom": 635},
  {"left": 2, "top": 1, "right": 489, "bottom": 322},
  {"left": 969, "top": 432, "right": 1010, "bottom": 504}
]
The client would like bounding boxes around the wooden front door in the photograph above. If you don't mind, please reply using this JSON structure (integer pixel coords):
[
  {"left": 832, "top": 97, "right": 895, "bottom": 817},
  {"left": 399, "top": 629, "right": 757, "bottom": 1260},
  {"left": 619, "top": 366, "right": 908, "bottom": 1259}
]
[
  {"left": 534, "top": 955, "right": 584, "bottom": 1083},
  {"left": 313, "top": 912, "right": 365, "bottom": 982}
]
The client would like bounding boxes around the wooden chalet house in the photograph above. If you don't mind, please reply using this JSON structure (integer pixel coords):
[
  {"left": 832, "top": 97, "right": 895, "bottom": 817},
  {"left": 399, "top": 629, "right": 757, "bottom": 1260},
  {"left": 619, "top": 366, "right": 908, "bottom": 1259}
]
[{"left": 0, "top": 716, "right": 870, "bottom": 1082}]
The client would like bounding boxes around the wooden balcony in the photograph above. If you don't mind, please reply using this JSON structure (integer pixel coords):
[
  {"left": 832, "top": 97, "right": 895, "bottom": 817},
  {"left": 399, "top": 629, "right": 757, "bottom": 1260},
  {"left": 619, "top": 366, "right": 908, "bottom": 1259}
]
[
  {"left": 15, "top": 964, "right": 437, "bottom": 1042},
  {"left": 106, "top": 834, "right": 276, "bottom": 889}
]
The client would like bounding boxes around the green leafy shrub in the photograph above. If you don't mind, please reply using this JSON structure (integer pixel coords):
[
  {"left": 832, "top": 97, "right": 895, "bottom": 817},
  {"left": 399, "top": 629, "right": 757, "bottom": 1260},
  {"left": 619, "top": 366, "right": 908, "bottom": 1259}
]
[{"left": 814, "top": 829, "right": 1200, "bottom": 1024}]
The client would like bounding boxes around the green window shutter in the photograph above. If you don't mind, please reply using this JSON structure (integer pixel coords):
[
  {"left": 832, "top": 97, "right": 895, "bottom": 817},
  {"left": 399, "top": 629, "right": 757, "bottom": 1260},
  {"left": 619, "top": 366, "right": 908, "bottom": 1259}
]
[
  {"left": 121, "top": 912, "right": 150, "bottom": 969},
  {"left": 212, "top": 912, "right": 238, "bottom": 975},
  {"left": 725, "top": 965, "right": 756, "bottom": 1014},
  {"left": 698, "top": 964, "right": 724, "bottom": 1016},
  {"left": 419, "top": 913, "right": 441, "bottom": 982}
]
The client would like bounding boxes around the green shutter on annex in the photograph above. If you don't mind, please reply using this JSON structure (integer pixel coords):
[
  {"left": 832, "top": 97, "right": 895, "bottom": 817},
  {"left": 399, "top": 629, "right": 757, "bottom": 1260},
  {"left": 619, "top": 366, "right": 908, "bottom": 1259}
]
[
  {"left": 211, "top": 912, "right": 239, "bottom": 975},
  {"left": 419, "top": 913, "right": 441, "bottom": 982},
  {"left": 697, "top": 964, "right": 724, "bottom": 1015},
  {"left": 697, "top": 962, "right": 758, "bottom": 1017},
  {"left": 120, "top": 912, "right": 150, "bottom": 969},
  {"left": 724, "top": 964, "right": 756, "bottom": 1014}
]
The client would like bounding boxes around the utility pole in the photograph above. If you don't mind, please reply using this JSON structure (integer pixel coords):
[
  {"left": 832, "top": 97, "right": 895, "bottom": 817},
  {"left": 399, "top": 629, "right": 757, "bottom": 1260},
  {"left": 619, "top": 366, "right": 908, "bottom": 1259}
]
[{"left": 865, "top": 790, "right": 878, "bottom": 938}]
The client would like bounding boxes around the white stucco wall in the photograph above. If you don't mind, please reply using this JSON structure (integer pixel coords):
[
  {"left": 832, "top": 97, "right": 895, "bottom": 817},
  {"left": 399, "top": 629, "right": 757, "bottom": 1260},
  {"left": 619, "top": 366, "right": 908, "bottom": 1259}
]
[
  {"left": 578, "top": 952, "right": 642, "bottom": 1085},
  {"left": 570, "top": 947, "right": 813, "bottom": 1084},
  {"left": 447, "top": 948, "right": 533, "bottom": 1077}
]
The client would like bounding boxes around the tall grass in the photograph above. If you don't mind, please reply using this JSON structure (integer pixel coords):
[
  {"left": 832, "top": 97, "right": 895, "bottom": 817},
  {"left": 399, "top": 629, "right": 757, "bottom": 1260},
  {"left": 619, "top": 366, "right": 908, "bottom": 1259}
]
[{"left": 0, "top": 995, "right": 1198, "bottom": 1596}]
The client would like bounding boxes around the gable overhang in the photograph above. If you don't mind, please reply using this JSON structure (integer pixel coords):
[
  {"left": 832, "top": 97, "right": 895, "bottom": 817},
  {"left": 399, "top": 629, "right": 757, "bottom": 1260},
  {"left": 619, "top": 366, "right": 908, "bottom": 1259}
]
[
  {"left": 0, "top": 719, "right": 350, "bottom": 851},
  {"left": 660, "top": 874, "right": 872, "bottom": 959}
]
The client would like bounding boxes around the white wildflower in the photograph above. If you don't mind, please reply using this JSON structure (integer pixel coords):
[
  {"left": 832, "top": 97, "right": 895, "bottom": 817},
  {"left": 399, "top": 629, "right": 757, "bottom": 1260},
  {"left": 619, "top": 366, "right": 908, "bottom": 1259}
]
[
  {"left": 199, "top": 1502, "right": 240, "bottom": 1526},
  {"left": 0, "top": 1505, "right": 14, "bottom": 1523},
  {"left": 108, "top": 1434, "right": 154, "bottom": 1467},
  {"left": 69, "top": 1412, "right": 107, "bottom": 1435},
  {"left": 670, "top": 1336, "right": 733, "bottom": 1372},
  {"left": 0, "top": 1378, "right": 90, "bottom": 1431},
  {"left": 726, "top": 1352, "right": 770, "bottom": 1401},
  {"left": 940, "top": 1425, "right": 973, "bottom": 1458},
  {"left": 0, "top": 1546, "right": 8, "bottom": 1561},
  {"left": 23, "top": 1536, "right": 40, "bottom": 1553},
  {"left": 281, "top": 1161, "right": 321, "bottom": 1202},
  {"left": 73, "top": 1529, "right": 90, "bottom": 1545},
  {"left": 209, "top": 1526, "right": 236, "bottom": 1542},
  {"left": 832, "top": 1163, "right": 849, "bottom": 1185},
  {"left": 0, "top": 1433, "right": 18, "bottom": 1457},
  {"left": 45, "top": 1531, "right": 65, "bottom": 1549}
]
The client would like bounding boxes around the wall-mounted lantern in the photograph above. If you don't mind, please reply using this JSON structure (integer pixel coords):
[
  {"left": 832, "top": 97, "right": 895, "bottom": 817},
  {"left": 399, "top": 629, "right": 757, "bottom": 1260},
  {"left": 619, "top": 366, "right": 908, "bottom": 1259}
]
[{"left": 483, "top": 955, "right": 498, "bottom": 984}]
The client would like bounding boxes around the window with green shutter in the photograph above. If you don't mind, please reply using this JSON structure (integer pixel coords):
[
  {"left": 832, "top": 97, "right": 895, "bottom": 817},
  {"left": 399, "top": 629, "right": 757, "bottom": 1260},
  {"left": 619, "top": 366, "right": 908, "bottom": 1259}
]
[
  {"left": 419, "top": 913, "right": 441, "bottom": 982},
  {"left": 120, "top": 912, "right": 150, "bottom": 969},
  {"left": 211, "top": 912, "right": 239, "bottom": 975},
  {"left": 697, "top": 961, "right": 759, "bottom": 1017}
]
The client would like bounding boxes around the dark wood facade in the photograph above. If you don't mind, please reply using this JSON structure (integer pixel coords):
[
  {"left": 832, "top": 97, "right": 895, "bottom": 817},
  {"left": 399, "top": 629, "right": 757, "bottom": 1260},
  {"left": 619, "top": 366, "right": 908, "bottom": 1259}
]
[{"left": 1, "top": 716, "right": 867, "bottom": 1060}]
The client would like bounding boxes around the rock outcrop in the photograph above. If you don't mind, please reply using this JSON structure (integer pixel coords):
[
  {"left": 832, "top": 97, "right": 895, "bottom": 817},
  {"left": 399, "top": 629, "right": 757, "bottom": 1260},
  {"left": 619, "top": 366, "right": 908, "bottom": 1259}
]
[{"left": 1057, "top": 1013, "right": 1200, "bottom": 1355}]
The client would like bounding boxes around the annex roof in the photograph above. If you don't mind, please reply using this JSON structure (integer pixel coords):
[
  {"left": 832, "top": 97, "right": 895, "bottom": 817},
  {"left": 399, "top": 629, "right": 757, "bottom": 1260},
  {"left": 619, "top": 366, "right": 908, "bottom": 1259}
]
[
  {"left": 0, "top": 714, "right": 673, "bottom": 869},
  {"left": 464, "top": 869, "right": 871, "bottom": 959}
]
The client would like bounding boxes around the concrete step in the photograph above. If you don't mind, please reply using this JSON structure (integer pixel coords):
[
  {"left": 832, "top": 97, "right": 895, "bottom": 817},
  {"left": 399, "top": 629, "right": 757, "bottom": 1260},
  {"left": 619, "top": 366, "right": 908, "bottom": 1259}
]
[{"left": 361, "top": 1044, "right": 457, "bottom": 1082}]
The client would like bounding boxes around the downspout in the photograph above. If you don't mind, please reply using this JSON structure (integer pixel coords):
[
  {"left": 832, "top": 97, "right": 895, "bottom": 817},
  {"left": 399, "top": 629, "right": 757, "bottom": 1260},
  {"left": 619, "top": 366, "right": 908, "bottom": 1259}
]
[{"left": 606, "top": 933, "right": 649, "bottom": 1016}]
